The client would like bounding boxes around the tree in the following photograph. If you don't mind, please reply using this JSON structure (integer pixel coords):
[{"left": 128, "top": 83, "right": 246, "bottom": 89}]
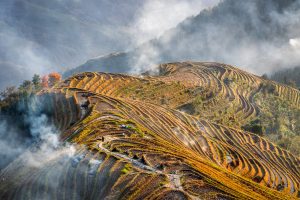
[
  {"left": 261, "top": 82, "right": 277, "bottom": 95},
  {"left": 289, "top": 136, "right": 300, "bottom": 156},
  {"left": 0, "top": 86, "right": 20, "bottom": 109},
  {"left": 0, "top": 86, "right": 18, "bottom": 101},
  {"left": 20, "top": 80, "right": 32, "bottom": 88},
  {"left": 42, "top": 75, "right": 49, "bottom": 88},
  {"left": 0, "top": 86, "right": 14, "bottom": 97},
  {"left": 18, "top": 80, "right": 33, "bottom": 96},
  {"left": 261, "top": 74, "right": 268, "bottom": 79},
  {"left": 242, "top": 119, "right": 264, "bottom": 136},
  {"left": 283, "top": 76, "right": 288, "bottom": 84},
  {"left": 32, "top": 74, "right": 41, "bottom": 90},
  {"left": 48, "top": 72, "right": 61, "bottom": 87},
  {"left": 286, "top": 80, "right": 297, "bottom": 88}
]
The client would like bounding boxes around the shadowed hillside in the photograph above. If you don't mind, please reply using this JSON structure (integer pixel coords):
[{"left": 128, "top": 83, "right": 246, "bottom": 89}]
[
  {"left": 1, "top": 62, "right": 299, "bottom": 199},
  {"left": 271, "top": 66, "right": 300, "bottom": 88}
]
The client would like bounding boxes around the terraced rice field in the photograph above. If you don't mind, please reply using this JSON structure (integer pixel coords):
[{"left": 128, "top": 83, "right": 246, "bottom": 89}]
[
  {"left": 0, "top": 62, "right": 299, "bottom": 199},
  {"left": 62, "top": 62, "right": 300, "bottom": 127}
]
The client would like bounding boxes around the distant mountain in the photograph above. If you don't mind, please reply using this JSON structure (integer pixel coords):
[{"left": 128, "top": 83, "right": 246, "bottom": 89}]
[
  {"left": 0, "top": 0, "right": 143, "bottom": 89},
  {"left": 65, "top": 0, "right": 300, "bottom": 77}
]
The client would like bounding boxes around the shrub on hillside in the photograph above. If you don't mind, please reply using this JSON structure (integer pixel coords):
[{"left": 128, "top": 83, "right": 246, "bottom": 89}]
[
  {"left": 261, "top": 82, "right": 278, "bottom": 96},
  {"left": 289, "top": 136, "right": 300, "bottom": 156},
  {"left": 48, "top": 72, "right": 62, "bottom": 87},
  {"left": 0, "top": 74, "right": 42, "bottom": 111},
  {"left": 242, "top": 119, "right": 264, "bottom": 136}
]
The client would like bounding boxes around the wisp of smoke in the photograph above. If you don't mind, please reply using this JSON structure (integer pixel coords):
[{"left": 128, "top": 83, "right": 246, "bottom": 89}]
[
  {"left": 0, "top": 96, "right": 75, "bottom": 170},
  {"left": 23, "top": 113, "right": 75, "bottom": 168}
]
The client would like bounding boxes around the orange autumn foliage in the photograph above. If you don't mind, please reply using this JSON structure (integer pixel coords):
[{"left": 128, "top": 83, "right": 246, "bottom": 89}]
[
  {"left": 42, "top": 75, "right": 49, "bottom": 88},
  {"left": 48, "top": 72, "right": 61, "bottom": 80},
  {"left": 48, "top": 72, "right": 61, "bottom": 87},
  {"left": 42, "top": 72, "right": 62, "bottom": 88}
]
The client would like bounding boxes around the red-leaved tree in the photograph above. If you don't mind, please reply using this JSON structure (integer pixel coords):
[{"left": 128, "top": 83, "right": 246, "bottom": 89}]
[{"left": 48, "top": 72, "right": 62, "bottom": 87}]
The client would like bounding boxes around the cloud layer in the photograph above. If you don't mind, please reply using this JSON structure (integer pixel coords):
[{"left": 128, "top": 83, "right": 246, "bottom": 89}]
[
  {"left": 128, "top": 0, "right": 300, "bottom": 74},
  {"left": 2, "top": 0, "right": 300, "bottom": 88},
  {"left": 130, "top": 0, "right": 219, "bottom": 45},
  {"left": 0, "top": 0, "right": 218, "bottom": 89}
]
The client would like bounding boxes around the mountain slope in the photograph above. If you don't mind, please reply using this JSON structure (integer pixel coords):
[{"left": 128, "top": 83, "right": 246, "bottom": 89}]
[
  {"left": 66, "top": 62, "right": 300, "bottom": 155},
  {"left": 1, "top": 62, "right": 299, "bottom": 199}
]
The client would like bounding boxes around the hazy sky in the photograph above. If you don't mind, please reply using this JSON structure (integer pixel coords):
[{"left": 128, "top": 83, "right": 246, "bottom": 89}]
[
  {"left": 2, "top": 0, "right": 300, "bottom": 90},
  {"left": 0, "top": 0, "right": 220, "bottom": 89},
  {"left": 124, "top": 0, "right": 300, "bottom": 75},
  {"left": 130, "top": 0, "right": 220, "bottom": 45}
]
